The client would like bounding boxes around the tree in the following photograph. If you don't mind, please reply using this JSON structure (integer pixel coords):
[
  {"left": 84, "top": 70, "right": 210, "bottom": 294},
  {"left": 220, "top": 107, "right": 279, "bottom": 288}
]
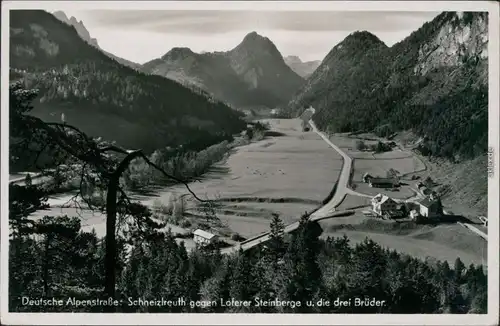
[
  {"left": 386, "top": 168, "right": 400, "bottom": 179},
  {"left": 424, "top": 176, "right": 435, "bottom": 188},
  {"left": 268, "top": 213, "right": 286, "bottom": 267},
  {"left": 283, "top": 213, "right": 323, "bottom": 312},
  {"left": 9, "top": 81, "right": 213, "bottom": 306},
  {"left": 24, "top": 173, "right": 32, "bottom": 186},
  {"left": 355, "top": 140, "right": 366, "bottom": 151}
]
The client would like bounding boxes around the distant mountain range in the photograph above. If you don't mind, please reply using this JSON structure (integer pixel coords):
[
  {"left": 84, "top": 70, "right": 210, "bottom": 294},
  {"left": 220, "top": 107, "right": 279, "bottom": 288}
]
[
  {"left": 47, "top": 12, "right": 308, "bottom": 110},
  {"left": 52, "top": 11, "right": 142, "bottom": 70},
  {"left": 10, "top": 10, "right": 246, "bottom": 156},
  {"left": 141, "top": 32, "right": 305, "bottom": 110},
  {"left": 284, "top": 56, "right": 321, "bottom": 78}
]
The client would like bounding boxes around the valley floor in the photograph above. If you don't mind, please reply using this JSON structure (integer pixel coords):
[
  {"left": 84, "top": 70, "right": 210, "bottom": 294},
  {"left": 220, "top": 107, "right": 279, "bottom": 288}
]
[{"left": 22, "top": 119, "right": 487, "bottom": 267}]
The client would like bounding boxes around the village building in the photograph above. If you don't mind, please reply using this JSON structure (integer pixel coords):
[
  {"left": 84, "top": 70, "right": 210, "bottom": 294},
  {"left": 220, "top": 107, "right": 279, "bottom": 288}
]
[
  {"left": 193, "top": 229, "right": 218, "bottom": 247},
  {"left": 371, "top": 194, "right": 398, "bottom": 217},
  {"left": 417, "top": 194, "right": 443, "bottom": 219},
  {"left": 368, "top": 177, "right": 399, "bottom": 188}
]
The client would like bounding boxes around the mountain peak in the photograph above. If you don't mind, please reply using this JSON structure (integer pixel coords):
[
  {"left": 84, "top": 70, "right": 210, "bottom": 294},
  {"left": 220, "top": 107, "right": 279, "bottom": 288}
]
[
  {"left": 285, "top": 55, "right": 303, "bottom": 64},
  {"left": 245, "top": 31, "right": 262, "bottom": 38},
  {"left": 240, "top": 31, "right": 273, "bottom": 46},
  {"left": 161, "top": 47, "right": 196, "bottom": 60},
  {"left": 344, "top": 31, "right": 386, "bottom": 46},
  {"left": 52, "top": 11, "right": 69, "bottom": 23}
]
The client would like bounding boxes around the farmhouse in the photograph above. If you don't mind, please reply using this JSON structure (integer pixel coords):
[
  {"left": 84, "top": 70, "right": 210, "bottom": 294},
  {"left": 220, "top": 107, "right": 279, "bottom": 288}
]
[
  {"left": 417, "top": 194, "right": 443, "bottom": 219},
  {"left": 371, "top": 194, "right": 398, "bottom": 216},
  {"left": 193, "top": 229, "right": 218, "bottom": 247},
  {"left": 368, "top": 177, "right": 399, "bottom": 188}
]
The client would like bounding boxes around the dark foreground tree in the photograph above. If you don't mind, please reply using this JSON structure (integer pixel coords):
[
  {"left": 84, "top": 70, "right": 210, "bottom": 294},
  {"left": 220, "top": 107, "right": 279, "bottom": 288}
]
[{"left": 9, "top": 81, "right": 213, "bottom": 307}]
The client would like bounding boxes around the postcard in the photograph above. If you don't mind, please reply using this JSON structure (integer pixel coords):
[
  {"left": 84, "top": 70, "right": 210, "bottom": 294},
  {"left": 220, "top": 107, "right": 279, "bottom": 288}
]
[{"left": 1, "top": 1, "right": 498, "bottom": 325}]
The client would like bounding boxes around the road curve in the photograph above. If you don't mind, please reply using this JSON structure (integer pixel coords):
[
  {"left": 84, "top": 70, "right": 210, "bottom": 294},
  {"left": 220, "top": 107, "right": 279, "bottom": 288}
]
[
  {"left": 221, "top": 118, "right": 354, "bottom": 255},
  {"left": 220, "top": 210, "right": 354, "bottom": 255}
]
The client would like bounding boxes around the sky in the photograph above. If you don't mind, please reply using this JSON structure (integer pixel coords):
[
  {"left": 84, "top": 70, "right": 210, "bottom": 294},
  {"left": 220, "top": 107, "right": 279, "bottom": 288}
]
[{"left": 58, "top": 9, "right": 440, "bottom": 64}]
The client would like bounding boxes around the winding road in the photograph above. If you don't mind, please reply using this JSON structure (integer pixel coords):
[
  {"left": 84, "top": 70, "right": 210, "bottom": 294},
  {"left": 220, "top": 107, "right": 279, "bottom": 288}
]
[{"left": 221, "top": 118, "right": 356, "bottom": 254}]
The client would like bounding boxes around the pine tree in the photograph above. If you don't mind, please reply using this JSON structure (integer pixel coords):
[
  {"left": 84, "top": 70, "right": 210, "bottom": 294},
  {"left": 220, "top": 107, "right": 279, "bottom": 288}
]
[
  {"left": 268, "top": 213, "right": 285, "bottom": 271},
  {"left": 229, "top": 250, "right": 253, "bottom": 312},
  {"left": 283, "top": 213, "right": 323, "bottom": 312}
]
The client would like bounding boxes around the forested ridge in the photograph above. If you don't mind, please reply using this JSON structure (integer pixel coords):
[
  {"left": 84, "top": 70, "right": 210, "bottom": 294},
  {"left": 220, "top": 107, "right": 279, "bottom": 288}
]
[
  {"left": 10, "top": 205, "right": 487, "bottom": 314},
  {"left": 287, "top": 12, "right": 488, "bottom": 160},
  {"left": 9, "top": 10, "right": 246, "bottom": 162}
]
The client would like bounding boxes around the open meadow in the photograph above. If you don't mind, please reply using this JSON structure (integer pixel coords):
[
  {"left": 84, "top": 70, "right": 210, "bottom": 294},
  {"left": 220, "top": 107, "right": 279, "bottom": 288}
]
[
  {"left": 27, "top": 119, "right": 342, "bottom": 241},
  {"left": 329, "top": 133, "right": 425, "bottom": 199},
  {"left": 319, "top": 210, "right": 488, "bottom": 266},
  {"left": 144, "top": 119, "right": 343, "bottom": 237}
]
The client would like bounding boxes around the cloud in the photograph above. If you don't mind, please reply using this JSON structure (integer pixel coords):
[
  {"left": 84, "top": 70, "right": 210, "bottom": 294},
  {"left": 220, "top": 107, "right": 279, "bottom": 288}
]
[
  {"left": 57, "top": 9, "right": 441, "bottom": 63},
  {"left": 83, "top": 10, "right": 440, "bottom": 35}
]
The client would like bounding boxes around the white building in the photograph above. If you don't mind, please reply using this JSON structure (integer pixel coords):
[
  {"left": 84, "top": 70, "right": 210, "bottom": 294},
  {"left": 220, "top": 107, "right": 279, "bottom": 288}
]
[
  {"left": 417, "top": 194, "right": 442, "bottom": 219},
  {"left": 371, "top": 194, "right": 398, "bottom": 216},
  {"left": 193, "top": 229, "right": 218, "bottom": 246}
]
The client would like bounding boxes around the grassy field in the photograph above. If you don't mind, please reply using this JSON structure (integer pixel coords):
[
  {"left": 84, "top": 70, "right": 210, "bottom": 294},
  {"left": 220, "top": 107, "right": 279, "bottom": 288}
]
[
  {"left": 335, "top": 194, "right": 371, "bottom": 211},
  {"left": 318, "top": 132, "right": 488, "bottom": 267},
  {"left": 329, "top": 134, "right": 424, "bottom": 199},
  {"left": 319, "top": 210, "right": 488, "bottom": 266},
  {"left": 141, "top": 119, "right": 342, "bottom": 237}
]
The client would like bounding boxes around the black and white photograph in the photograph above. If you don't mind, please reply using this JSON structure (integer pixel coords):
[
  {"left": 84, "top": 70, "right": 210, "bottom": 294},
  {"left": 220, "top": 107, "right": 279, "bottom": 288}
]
[{"left": 1, "top": 1, "right": 499, "bottom": 325}]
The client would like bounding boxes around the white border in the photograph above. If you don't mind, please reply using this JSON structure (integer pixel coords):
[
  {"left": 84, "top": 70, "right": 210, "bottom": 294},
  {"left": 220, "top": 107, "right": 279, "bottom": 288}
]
[{"left": 1, "top": 1, "right": 499, "bottom": 325}]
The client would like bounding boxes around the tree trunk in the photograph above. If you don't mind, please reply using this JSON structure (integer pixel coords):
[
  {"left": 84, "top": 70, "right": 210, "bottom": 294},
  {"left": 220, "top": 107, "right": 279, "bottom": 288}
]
[
  {"left": 43, "top": 233, "right": 51, "bottom": 297},
  {"left": 104, "top": 150, "right": 142, "bottom": 310},
  {"left": 104, "top": 173, "right": 119, "bottom": 305}
]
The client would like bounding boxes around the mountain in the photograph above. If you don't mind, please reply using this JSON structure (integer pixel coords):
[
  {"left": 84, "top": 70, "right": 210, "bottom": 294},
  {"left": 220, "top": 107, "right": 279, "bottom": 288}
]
[
  {"left": 10, "top": 10, "right": 246, "bottom": 155},
  {"left": 284, "top": 55, "right": 321, "bottom": 78},
  {"left": 287, "top": 12, "right": 488, "bottom": 161},
  {"left": 52, "top": 11, "right": 141, "bottom": 70},
  {"left": 141, "top": 32, "right": 304, "bottom": 110},
  {"left": 285, "top": 12, "right": 488, "bottom": 215}
]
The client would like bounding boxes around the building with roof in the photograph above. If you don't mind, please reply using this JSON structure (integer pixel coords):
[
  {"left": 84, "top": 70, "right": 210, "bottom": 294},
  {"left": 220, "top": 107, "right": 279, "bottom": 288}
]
[
  {"left": 193, "top": 229, "right": 218, "bottom": 246},
  {"left": 368, "top": 177, "right": 399, "bottom": 188},
  {"left": 417, "top": 194, "right": 443, "bottom": 219},
  {"left": 371, "top": 194, "right": 398, "bottom": 216}
]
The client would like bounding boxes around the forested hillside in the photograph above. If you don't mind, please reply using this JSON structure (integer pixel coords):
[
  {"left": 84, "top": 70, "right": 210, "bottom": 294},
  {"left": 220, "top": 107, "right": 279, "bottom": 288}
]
[
  {"left": 10, "top": 210, "right": 487, "bottom": 314},
  {"left": 287, "top": 12, "right": 488, "bottom": 161},
  {"left": 9, "top": 10, "right": 246, "bottom": 161}
]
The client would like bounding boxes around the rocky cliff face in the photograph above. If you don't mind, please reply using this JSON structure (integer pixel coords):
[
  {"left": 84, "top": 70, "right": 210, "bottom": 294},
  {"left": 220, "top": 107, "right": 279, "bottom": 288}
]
[
  {"left": 412, "top": 12, "right": 488, "bottom": 76},
  {"left": 284, "top": 55, "right": 321, "bottom": 78},
  {"left": 142, "top": 32, "right": 304, "bottom": 110},
  {"left": 53, "top": 11, "right": 99, "bottom": 47},
  {"left": 52, "top": 11, "right": 141, "bottom": 70}
]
